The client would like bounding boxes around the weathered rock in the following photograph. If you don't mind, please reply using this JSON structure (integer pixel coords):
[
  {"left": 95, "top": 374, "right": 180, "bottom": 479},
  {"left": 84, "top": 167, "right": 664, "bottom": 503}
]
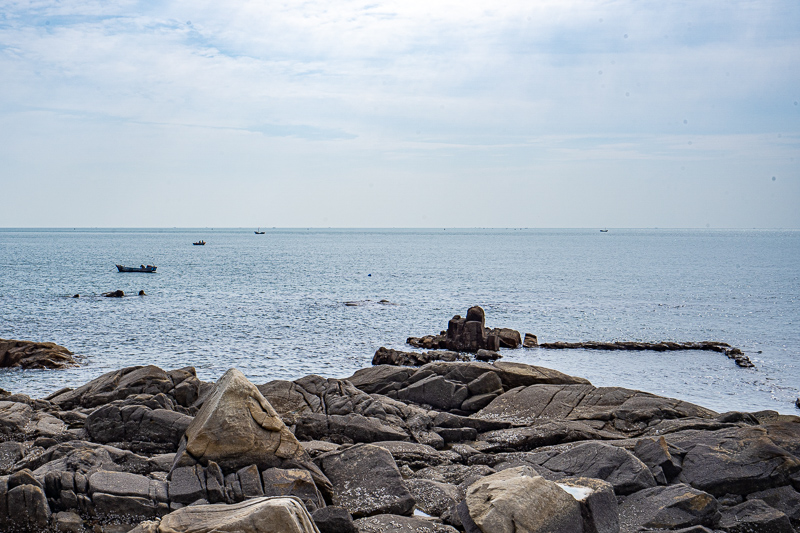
[
  {"left": 463, "top": 466, "right": 583, "bottom": 533},
  {"left": 475, "top": 349, "right": 501, "bottom": 361},
  {"left": 487, "top": 328, "right": 522, "bottom": 349},
  {"left": 539, "top": 441, "right": 656, "bottom": 495},
  {"left": 129, "top": 496, "right": 320, "bottom": 533},
  {"left": 294, "top": 413, "right": 410, "bottom": 444},
  {"left": 475, "top": 420, "right": 619, "bottom": 453},
  {"left": 171, "top": 368, "right": 329, "bottom": 495},
  {"left": 53, "top": 510, "right": 84, "bottom": 533},
  {"left": 618, "top": 484, "right": 719, "bottom": 532},
  {"left": 405, "top": 478, "right": 461, "bottom": 517},
  {"left": 103, "top": 290, "right": 125, "bottom": 297},
  {"left": 6, "top": 483, "right": 51, "bottom": 530},
  {"left": 634, "top": 436, "right": 683, "bottom": 482},
  {"left": 0, "top": 441, "right": 24, "bottom": 473},
  {"left": 169, "top": 465, "right": 207, "bottom": 504},
  {"left": 746, "top": 485, "right": 800, "bottom": 525},
  {"left": 317, "top": 443, "right": 415, "bottom": 518},
  {"left": 397, "top": 376, "right": 465, "bottom": 410},
  {"left": 0, "top": 338, "right": 78, "bottom": 369},
  {"left": 93, "top": 491, "right": 158, "bottom": 521},
  {"left": 372, "top": 347, "right": 468, "bottom": 367},
  {"left": 354, "top": 514, "right": 459, "bottom": 532},
  {"left": 414, "top": 463, "right": 497, "bottom": 488},
  {"left": 312, "top": 506, "right": 357, "bottom": 533},
  {"left": 262, "top": 467, "right": 325, "bottom": 512},
  {"left": 85, "top": 403, "right": 192, "bottom": 452},
  {"left": 718, "top": 499, "right": 794, "bottom": 533},
  {"left": 0, "top": 400, "right": 67, "bottom": 441},
  {"left": 672, "top": 426, "right": 800, "bottom": 496},
  {"left": 25, "top": 441, "right": 153, "bottom": 477},
  {"left": 346, "top": 366, "right": 417, "bottom": 395},
  {"left": 48, "top": 365, "right": 177, "bottom": 409},
  {"left": 556, "top": 477, "right": 619, "bottom": 533},
  {"left": 523, "top": 333, "right": 538, "bottom": 347},
  {"left": 466, "top": 372, "right": 503, "bottom": 396},
  {"left": 444, "top": 306, "right": 500, "bottom": 353}
]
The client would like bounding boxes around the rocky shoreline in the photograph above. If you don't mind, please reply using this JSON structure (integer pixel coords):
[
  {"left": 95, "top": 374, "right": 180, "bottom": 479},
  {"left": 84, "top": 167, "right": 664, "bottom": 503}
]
[{"left": 1, "top": 311, "right": 798, "bottom": 532}]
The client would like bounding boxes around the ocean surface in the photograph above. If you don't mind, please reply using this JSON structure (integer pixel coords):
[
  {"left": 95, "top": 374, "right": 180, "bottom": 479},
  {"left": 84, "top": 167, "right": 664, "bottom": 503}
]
[{"left": 1, "top": 228, "right": 798, "bottom": 415}]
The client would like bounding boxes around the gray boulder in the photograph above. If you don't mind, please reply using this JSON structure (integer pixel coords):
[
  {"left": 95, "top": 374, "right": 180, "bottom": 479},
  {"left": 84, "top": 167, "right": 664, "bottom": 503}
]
[
  {"left": 717, "top": 499, "right": 794, "bottom": 533},
  {"left": 6, "top": 483, "right": 51, "bottom": 530},
  {"left": 312, "top": 506, "right": 356, "bottom": 533},
  {"left": 262, "top": 467, "right": 325, "bottom": 512},
  {"left": 539, "top": 441, "right": 656, "bottom": 495},
  {"left": 317, "top": 443, "right": 415, "bottom": 518},
  {"left": 405, "top": 478, "right": 461, "bottom": 517},
  {"left": 746, "top": 485, "right": 800, "bottom": 525},
  {"left": 556, "top": 477, "right": 619, "bottom": 533},
  {"left": 354, "top": 514, "right": 459, "bottom": 532},
  {"left": 85, "top": 403, "right": 192, "bottom": 452},
  {"left": 618, "top": 484, "right": 719, "bottom": 532}
]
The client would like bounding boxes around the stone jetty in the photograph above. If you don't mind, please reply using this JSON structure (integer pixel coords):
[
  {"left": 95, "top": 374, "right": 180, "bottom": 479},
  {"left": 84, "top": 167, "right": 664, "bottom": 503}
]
[{"left": 0, "top": 356, "right": 798, "bottom": 532}]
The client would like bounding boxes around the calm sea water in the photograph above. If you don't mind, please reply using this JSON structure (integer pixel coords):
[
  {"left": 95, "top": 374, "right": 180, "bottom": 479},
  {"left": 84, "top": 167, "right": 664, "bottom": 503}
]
[{"left": 0, "top": 228, "right": 798, "bottom": 414}]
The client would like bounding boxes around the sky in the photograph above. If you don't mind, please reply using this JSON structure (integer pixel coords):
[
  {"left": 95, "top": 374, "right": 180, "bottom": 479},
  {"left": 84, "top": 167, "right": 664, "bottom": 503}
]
[{"left": 1, "top": 0, "right": 798, "bottom": 228}]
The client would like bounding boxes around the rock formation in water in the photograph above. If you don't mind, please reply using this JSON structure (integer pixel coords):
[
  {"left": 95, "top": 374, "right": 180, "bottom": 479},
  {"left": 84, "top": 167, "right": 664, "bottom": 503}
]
[{"left": 0, "top": 338, "right": 78, "bottom": 369}]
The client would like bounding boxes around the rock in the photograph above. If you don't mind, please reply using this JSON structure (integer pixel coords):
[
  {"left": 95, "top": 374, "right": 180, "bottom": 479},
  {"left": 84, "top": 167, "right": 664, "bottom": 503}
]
[
  {"left": 6, "top": 483, "right": 52, "bottom": 530},
  {"left": 169, "top": 465, "right": 207, "bottom": 504},
  {"left": 474, "top": 420, "right": 619, "bottom": 453},
  {"left": 312, "top": 506, "right": 357, "bottom": 533},
  {"left": 556, "top": 477, "right": 619, "bottom": 533},
  {"left": 294, "top": 413, "right": 410, "bottom": 444},
  {"left": 85, "top": 403, "right": 192, "bottom": 453},
  {"left": 746, "top": 485, "right": 800, "bottom": 525},
  {"left": 171, "top": 368, "right": 329, "bottom": 494},
  {"left": 523, "top": 333, "right": 538, "bottom": 347},
  {"left": 0, "top": 401, "right": 68, "bottom": 441},
  {"left": 444, "top": 306, "right": 500, "bottom": 353},
  {"left": 435, "top": 426, "right": 478, "bottom": 443},
  {"left": 372, "top": 347, "right": 468, "bottom": 367},
  {"left": 673, "top": 426, "right": 800, "bottom": 496},
  {"left": 139, "top": 290, "right": 146, "bottom": 296},
  {"left": 26, "top": 441, "right": 153, "bottom": 477},
  {"left": 0, "top": 338, "right": 78, "bottom": 369},
  {"left": 460, "top": 393, "right": 498, "bottom": 413},
  {"left": 262, "top": 467, "right": 325, "bottom": 512},
  {"left": 487, "top": 328, "right": 522, "bottom": 349},
  {"left": 92, "top": 491, "right": 158, "bottom": 521},
  {"left": 317, "top": 443, "right": 415, "bottom": 518},
  {"left": 463, "top": 466, "right": 583, "bottom": 533},
  {"left": 405, "top": 478, "right": 461, "bottom": 517},
  {"left": 538, "top": 441, "right": 656, "bottom": 495},
  {"left": 129, "top": 496, "right": 320, "bottom": 533},
  {"left": 48, "top": 365, "right": 180, "bottom": 409},
  {"left": 397, "top": 375, "right": 465, "bottom": 410},
  {"left": 414, "top": 464, "right": 497, "bottom": 487},
  {"left": 103, "top": 290, "right": 125, "bottom": 297},
  {"left": 354, "top": 514, "right": 459, "bottom": 532},
  {"left": 53, "top": 510, "right": 84, "bottom": 533},
  {"left": 475, "top": 349, "right": 501, "bottom": 361},
  {"left": 88, "top": 470, "right": 152, "bottom": 499},
  {"left": 466, "top": 372, "right": 503, "bottom": 396},
  {"left": 618, "top": 484, "right": 719, "bottom": 532},
  {"left": 0, "top": 441, "right": 24, "bottom": 472},
  {"left": 634, "top": 436, "right": 683, "bottom": 481},
  {"left": 718, "top": 499, "right": 794, "bottom": 533},
  {"left": 8, "top": 468, "right": 43, "bottom": 490}
]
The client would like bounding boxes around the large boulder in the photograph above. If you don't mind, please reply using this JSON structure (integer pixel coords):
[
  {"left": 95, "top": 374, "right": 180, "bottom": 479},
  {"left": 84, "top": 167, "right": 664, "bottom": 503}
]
[
  {"left": 538, "top": 441, "right": 656, "bottom": 495},
  {"left": 475, "top": 420, "right": 620, "bottom": 453},
  {"left": 372, "top": 347, "right": 468, "bottom": 367},
  {"left": 746, "top": 485, "right": 800, "bottom": 525},
  {"left": 6, "top": 483, "right": 52, "bottom": 530},
  {"left": 671, "top": 426, "right": 800, "bottom": 496},
  {"left": 85, "top": 403, "right": 192, "bottom": 453},
  {"left": 0, "top": 400, "right": 67, "bottom": 441},
  {"left": 317, "top": 443, "right": 415, "bottom": 518},
  {"left": 170, "top": 369, "right": 329, "bottom": 493},
  {"left": 618, "top": 484, "right": 720, "bottom": 532},
  {"left": 128, "top": 496, "right": 320, "bottom": 533},
  {"left": 717, "top": 499, "right": 794, "bottom": 533},
  {"left": 445, "top": 306, "right": 500, "bottom": 353},
  {"left": 462, "top": 466, "right": 583, "bottom": 533},
  {"left": 556, "top": 477, "right": 619, "bottom": 533},
  {"left": 354, "top": 514, "right": 459, "bottom": 532},
  {"left": 0, "top": 339, "right": 78, "bottom": 369},
  {"left": 48, "top": 365, "right": 202, "bottom": 410}
]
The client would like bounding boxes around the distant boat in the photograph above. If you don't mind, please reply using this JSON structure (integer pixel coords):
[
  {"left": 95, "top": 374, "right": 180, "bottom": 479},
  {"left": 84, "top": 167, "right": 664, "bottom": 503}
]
[
  {"left": 193, "top": 240, "right": 206, "bottom": 245},
  {"left": 254, "top": 228, "right": 265, "bottom": 234},
  {"left": 600, "top": 229, "right": 609, "bottom": 232},
  {"left": 116, "top": 264, "right": 157, "bottom": 273}
]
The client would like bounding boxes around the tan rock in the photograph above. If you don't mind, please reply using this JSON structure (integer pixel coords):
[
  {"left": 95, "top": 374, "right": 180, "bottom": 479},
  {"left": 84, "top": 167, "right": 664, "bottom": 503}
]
[
  {"left": 464, "top": 466, "right": 582, "bottom": 533},
  {"left": 128, "top": 496, "right": 320, "bottom": 533}
]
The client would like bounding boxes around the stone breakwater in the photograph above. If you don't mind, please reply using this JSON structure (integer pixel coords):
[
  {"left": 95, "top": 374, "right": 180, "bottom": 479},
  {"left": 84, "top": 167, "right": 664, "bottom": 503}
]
[{"left": 0, "top": 357, "right": 799, "bottom": 533}]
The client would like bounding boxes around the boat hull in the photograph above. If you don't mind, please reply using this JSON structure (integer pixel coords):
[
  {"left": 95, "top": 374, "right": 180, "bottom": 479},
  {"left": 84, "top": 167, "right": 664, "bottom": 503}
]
[{"left": 116, "top": 265, "right": 157, "bottom": 273}]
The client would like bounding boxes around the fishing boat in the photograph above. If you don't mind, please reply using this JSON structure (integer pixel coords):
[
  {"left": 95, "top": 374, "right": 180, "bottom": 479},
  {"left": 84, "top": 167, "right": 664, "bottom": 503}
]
[
  {"left": 600, "top": 229, "right": 609, "bottom": 232},
  {"left": 116, "top": 264, "right": 157, "bottom": 273},
  {"left": 193, "top": 240, "right": 206, "bottom": 245},
  {"left": 254, "top": 228, "right": 265, "bottom": 234}
]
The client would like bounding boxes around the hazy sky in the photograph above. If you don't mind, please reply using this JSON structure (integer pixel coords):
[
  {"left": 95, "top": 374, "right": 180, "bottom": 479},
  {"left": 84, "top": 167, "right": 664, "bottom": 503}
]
[{"left": 1, "top": 0, "right": 798, "bottom": 227}]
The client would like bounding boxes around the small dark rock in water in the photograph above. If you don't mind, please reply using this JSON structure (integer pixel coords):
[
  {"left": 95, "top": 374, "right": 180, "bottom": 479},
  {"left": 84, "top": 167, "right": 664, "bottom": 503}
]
[
  {"left": 138, "top": 290, "right": 146, "bottom": 296},
  {"left": 102, "top": 290, "right": 124, "bottom": 297},
  {"left": 72, "top": 294, "right": 79, "bottom": 298},
  {"left": 523, "top": 333, "right": 538, "bottom": 347},
  {"left": 475, "top": 349, "right": 501, "bottom": 361},
  {"left": 796, "top": 398, "right": 800, "bottom": 409}
]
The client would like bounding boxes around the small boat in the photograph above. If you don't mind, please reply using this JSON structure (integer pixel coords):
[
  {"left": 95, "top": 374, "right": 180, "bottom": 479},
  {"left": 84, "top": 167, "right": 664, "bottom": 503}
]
[
  {"left": 600, "top": 229, "right": 609, "bottom": 232},
  {"left": 193, "top": 240, "right": 206, "bottom": 245},
  {"left": 254, "top": 228, "right": 265, "bottom": 234},
  {"left": 116, "top": 264, "right": 157, "bottom": 273}
]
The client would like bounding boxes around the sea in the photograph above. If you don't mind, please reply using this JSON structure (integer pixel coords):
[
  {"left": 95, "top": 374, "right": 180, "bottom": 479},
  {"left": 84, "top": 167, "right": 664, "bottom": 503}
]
[{"left": 1, "top": 228, "right": 798, "bottom": 415}]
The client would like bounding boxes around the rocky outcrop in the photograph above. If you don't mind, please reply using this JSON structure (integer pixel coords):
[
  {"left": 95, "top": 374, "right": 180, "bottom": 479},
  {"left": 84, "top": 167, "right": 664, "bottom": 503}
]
[
  {"left": 407, "top": 306, "right": 522, "bottom": 354},
  {"left": 539, "top": 340, "right": 755, "bottom": 368},
  {"left": 0, "top": 356, "right": 799, "bottom": 532},
  {"left": 372, "top": 347, "right": 469, "bottom": 366},
  {"left": 0, "top": 339, "right": 78, "bottom": 369}
]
